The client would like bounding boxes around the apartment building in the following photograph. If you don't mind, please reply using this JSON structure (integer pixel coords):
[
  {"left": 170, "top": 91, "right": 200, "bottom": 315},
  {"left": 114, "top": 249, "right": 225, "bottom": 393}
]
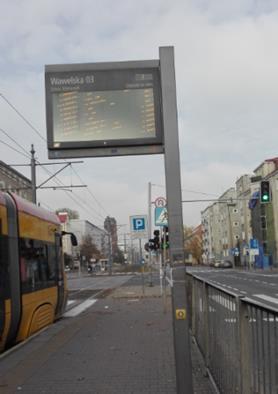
[
  {"left": 201, "top": 188, "right": 241, "bottom": 262},
  {"left": 251, "top": 158, "right": 278, "bottom": 266},
  {"left": 218, "top": 188, "right": 241, "bottom": 257},
  {"left": 236, "top": 175, "right": 253, "bottom": 251},
  {"left": 201, "top": 202, "right": 222, "bottom": 263}
]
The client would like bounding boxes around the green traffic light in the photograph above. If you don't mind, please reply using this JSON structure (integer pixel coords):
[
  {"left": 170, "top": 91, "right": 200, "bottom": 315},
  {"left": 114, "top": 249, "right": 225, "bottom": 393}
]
[{"left": 262, "top": 194, "right": 269, "bottom": 201}]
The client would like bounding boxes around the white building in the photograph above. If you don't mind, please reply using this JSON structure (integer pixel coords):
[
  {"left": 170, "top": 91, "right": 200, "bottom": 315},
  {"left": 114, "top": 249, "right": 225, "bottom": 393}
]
[
  {"left": 218, "top": 188, "right": 241, "bottom": 257},
  {"left": 236, "top": 175, "right": 253, "bottom": 249},
  {"left": 202, "top": 188, "right": 241, "bottom": 261},
  {"left": 201, "top": 202, "right": 222, "bottom": 263},
  {"left": 57, "top": 216, "right": 109, "bottom": 260}
]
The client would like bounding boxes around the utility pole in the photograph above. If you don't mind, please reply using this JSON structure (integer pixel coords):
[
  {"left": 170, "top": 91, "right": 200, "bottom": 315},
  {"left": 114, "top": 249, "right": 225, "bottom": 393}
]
[
  {"left": 9, "top": 145, "right": 84, "bottom": 205},
  {"left": 30, "top": 144, "right": 37, "bottom": 204},
  {"left": 106, "top": 218, "right": 113, "bottom": 276}
]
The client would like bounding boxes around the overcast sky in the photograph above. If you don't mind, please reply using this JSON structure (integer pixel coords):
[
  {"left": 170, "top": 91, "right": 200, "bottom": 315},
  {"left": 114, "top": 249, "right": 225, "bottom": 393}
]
[{"left": 1, "top": 0, "right": 278, "bottom": 238}]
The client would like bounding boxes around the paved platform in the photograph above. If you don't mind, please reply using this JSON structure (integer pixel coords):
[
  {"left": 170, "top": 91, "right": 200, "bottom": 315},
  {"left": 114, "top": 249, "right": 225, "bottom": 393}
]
[{"left": 0, "top": 282, "right": 215, "bottom": 393}]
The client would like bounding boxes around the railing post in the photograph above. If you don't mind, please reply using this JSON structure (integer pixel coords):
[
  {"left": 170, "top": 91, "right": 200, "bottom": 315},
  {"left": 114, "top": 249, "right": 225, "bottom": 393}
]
[
  {"left": 203, "top": 282, "right": 210, "bottom": 371},
  {"left": 191, "top": 277, "right": 196, "bottom": 337},
  {"left": 236, "top": 298, "right": 252, "bottom": 394}
]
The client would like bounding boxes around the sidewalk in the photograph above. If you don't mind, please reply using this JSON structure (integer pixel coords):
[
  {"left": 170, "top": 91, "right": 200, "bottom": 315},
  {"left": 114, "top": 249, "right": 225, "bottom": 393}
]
[{"left": 0, "top": 283, "right": 215, "bottom": 394}]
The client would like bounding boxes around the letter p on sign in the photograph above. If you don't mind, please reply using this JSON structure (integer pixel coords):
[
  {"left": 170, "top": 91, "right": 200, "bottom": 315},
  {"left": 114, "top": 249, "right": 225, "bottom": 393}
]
[{"left": 133, "top": 218, "right": 145, "bottom": 231}]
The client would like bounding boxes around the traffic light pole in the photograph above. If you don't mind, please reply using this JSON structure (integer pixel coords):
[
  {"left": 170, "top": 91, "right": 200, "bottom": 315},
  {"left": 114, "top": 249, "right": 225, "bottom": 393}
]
[
  {"left": 160, "top": 46, "right": 193, "bottom": 394},
  {"left": 148, "top": 182, "right": 153, "bottom": 286}
]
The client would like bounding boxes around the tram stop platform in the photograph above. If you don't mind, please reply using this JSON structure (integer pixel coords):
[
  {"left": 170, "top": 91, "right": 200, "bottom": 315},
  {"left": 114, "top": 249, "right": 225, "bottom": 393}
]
[{"left": 0, "top": 281, "right": 216, "bottom": 394}]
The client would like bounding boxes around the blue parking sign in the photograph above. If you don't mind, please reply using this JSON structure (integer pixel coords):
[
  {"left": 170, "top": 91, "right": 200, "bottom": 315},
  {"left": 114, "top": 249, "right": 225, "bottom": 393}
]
[
  {"left": 132, "top": 217, "right": 146, "bottom": 231},
  {"left": 130, "top": 215, "right": 148, "bottom": 237}
]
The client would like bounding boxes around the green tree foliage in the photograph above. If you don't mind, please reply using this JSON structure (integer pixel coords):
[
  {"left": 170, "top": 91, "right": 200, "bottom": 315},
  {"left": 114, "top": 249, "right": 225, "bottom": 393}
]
[
  {"left": 79, "top": 234, "right": 101, "bottom": 263},
  {"left": 55, "top": 208, "right": 79, "bottom": 219}
]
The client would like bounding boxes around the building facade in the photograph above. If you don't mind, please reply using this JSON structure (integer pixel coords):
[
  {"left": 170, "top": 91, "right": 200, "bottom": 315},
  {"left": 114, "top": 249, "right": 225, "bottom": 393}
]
[
  {"left": 0, "top": 161, "right": 32, "bottom": 201},
  {"left": 65, "top": 219, "right": 109, "bottom": 260},
  {"left": 201, "top": 202, "right": 222, "bottom": 263},
  {"left": 201, "top": 188, "right": 241, "bottom": 262},
  {"left": 236, "top": 174, "right": 253, "bottom": 248},
  {"left": 251, "top": 158, "right": 278, "bottom": 266}
]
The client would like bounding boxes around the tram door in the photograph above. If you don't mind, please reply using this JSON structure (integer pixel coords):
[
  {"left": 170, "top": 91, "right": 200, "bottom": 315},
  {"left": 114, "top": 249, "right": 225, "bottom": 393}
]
[{"left": 55, "top": 232, "right": 66, "bottom": 317}]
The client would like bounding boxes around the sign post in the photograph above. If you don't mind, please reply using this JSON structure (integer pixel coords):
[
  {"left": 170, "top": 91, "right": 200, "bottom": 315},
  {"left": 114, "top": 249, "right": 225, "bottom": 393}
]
[{"left": 160, "top": 46, "right": 193, "bottom": 393}]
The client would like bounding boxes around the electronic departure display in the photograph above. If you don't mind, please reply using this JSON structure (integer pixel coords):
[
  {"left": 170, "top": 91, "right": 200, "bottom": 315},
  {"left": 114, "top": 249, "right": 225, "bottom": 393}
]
[
  {"left": 45, "top": 63, "right": 163, "bottom": 156},
  {"left": 52, "top": 88, "right": 156, "bottom": 144}
]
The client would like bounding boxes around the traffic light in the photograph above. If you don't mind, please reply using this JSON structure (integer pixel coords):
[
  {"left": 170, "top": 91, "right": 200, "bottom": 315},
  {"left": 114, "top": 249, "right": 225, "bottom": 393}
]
[
  {"left": 144, "top": 242, "right": 150, "bottom": 252},
  {"left": 260, "top": 181, "right": 271, "bottom": 203},
  {"left": 147, "top": 230, "right": 160, "bottom": 251},
  {"left": 153, "top": 230, "right": 160, "bottom": 250},
  {"left": 161, "top": 226, "right": 169, "bottom": 249}
]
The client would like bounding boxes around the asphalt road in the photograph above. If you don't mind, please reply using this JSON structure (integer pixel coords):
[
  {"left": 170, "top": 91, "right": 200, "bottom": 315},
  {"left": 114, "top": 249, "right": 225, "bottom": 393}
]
[
  {"left": 187, "top": 267, "right": 278, "bottom": 310},
  {"left": 65, "top": 273, "right": 133, "bottom": 315}
]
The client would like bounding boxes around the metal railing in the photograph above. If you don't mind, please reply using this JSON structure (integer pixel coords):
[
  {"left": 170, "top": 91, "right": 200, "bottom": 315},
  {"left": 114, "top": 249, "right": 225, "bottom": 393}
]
[{"left": 187, "top": 273, "right": 278, "bottom": 394}]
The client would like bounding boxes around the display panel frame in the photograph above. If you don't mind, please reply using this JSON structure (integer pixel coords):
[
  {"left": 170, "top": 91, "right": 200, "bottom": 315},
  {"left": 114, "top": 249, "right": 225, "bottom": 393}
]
[{"left": 45, "top": 60, "right": 164, "bottom": 158}]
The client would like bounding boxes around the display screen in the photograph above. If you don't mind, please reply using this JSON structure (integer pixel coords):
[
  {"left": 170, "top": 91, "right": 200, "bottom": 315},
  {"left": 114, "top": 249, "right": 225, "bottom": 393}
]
[
  {"left": 45, "top": 64, "right": 163, "bottom": 153},
  {"left": 52, "top": 88, "right": 156, "bottom": 146}
]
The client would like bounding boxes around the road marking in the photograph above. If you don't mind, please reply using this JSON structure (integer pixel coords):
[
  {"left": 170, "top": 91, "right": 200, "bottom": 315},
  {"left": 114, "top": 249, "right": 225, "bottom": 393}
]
[
  {"left": 253, "top": 294, "right": 278, "bottom": 305},
  {"left": 166, "top": 276, "right": 173, "bottom": 287},
  {"left": 64, "top": 299, "right": 97, "bottom": 317}
]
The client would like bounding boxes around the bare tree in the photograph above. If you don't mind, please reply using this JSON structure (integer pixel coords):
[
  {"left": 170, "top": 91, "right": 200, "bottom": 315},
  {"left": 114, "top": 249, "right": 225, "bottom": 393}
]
[{"left": 79, "top": 234, "right": 101, "bottom": 264}]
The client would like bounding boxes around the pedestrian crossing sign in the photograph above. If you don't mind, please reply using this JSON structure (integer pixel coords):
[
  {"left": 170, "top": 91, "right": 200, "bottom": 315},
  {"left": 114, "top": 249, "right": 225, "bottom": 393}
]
[{"left": 155, "top": 207, "right": 168, "bottom": 226}]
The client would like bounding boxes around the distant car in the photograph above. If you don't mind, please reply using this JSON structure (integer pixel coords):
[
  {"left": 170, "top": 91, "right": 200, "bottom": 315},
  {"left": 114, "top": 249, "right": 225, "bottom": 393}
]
[
  {"left": 220, "top": 260, "right": 233, "bottom": 268},
  {"left": 214, "top": 260, "right": 232, "bottom": 269},
  {"left": 65, "top": 265, "right": 71, "bottom": 272}
]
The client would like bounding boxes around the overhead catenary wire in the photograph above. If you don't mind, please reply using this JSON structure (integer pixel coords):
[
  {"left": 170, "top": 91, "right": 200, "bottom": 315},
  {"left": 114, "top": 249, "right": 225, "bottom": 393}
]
[
  {"left": 35, "top": 159, "right": 106, "bottom": 224},
  {"left": 0, "top": 127, "right": 32, "bottom": 159},
  {"left": 151, "top": 183, "right": 219, "bottom": 197},
  {"left": 0, "top": 93, "right": 111, "bottom": 223},
  {"left": 0, "top": 139, "right": 31, "bottom": 159},
  {"left": 71, "top": 166, "right": 110, "bottom": 217},
  {"left": 0, "top": 93, "right": 45, "bottom": 142}
]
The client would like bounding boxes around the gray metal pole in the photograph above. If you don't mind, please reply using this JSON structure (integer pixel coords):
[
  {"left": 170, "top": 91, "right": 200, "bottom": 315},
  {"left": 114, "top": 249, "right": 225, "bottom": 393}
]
[
  {"left": 108, "top": 233, "right": 113, "bottom": 275},
  {"left": 148, "top": 182, "right": 153, "bottom": 286},
  {"left": 159, "top": 46, "right": 193, "bottom": 394},
  {"left": 30, "top": 144, "right": 37, "bottom": 204},
  {"left": 139, "top": 238, "right": 145, "bottom": 295}
]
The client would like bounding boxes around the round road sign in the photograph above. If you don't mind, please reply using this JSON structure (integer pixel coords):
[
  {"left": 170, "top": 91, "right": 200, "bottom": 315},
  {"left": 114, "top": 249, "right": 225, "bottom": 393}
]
[{"left": 154, "top": 197, "right": 167, "bottom": 208}]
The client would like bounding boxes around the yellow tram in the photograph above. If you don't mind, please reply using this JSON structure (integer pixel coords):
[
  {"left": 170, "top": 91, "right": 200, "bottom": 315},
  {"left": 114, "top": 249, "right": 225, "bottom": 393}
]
[{"left": 0, "top": 192, "right": 76, "bottom": 352}]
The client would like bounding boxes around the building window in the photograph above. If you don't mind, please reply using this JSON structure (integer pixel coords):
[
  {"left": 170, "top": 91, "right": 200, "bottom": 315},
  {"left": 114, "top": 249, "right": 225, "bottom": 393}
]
[
  {"left": 233, "top": 222, "right": 239, "bottom": 227},
  {"left": 233, "top": 208, "right": 238, "bottom": 213},
  {"left": 234, "top": 235, "right": 239, "bottom": 240}
]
